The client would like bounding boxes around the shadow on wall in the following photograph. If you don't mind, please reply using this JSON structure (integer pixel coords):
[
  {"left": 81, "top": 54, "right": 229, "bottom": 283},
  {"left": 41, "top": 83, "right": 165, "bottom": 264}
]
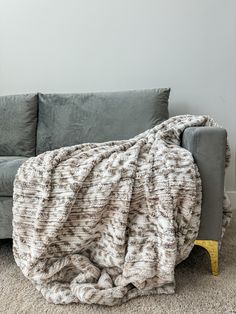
[{"left": 169, "top": 102, "right": 193, "bottom": 117}]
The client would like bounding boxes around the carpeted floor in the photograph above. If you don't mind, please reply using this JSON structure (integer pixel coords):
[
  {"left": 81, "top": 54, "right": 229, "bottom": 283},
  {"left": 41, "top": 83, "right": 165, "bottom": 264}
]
[{"left": 0, "top": 217, "right": 235, "bottom": 314}]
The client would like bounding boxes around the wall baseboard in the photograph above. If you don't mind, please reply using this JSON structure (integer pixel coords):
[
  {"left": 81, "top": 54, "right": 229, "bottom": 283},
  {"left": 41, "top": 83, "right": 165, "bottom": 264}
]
[{"left": 227, "top": 191, "right": 236, "bottom": 210}]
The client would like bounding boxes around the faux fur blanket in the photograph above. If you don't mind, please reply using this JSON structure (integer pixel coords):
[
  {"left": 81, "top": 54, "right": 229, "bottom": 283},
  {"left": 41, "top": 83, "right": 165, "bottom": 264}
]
[{"left": 12, "top": 115, "right": 231, "bottom": 306}]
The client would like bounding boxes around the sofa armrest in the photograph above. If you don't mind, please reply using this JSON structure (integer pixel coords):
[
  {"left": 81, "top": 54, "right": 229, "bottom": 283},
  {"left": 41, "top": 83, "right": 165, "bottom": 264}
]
[{"left": 182, "top": 127, "right": 227, "bottom": 241}]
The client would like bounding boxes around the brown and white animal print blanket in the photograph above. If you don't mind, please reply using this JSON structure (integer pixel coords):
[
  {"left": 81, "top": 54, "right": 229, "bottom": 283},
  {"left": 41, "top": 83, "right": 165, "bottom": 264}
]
[{"left": 12, "top": 115, "right": 231, "bottom": 306}]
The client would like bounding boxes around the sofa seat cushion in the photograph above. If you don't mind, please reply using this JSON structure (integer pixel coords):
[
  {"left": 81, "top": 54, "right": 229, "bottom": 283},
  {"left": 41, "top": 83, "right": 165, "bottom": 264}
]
[
  {"left": 0, "top": 157, "right": 28, "bottom": 196},
  {"left": 37, "top": 89, "right": 170, "bottom": 154},
  {"left": 0, "top": 94, "right": 37, "bottom": 156}
]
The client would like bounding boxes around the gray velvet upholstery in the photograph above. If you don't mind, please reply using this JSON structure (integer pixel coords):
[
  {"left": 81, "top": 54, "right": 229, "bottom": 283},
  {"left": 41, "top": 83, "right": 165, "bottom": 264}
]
[
  {"left": 182, "top": 127, "right": 227, "bottom": 241},
  {"left": 0, "top": 94, "right": 37, "bottom": 157},
  {"left": 0, "top": 157, "right": 28, "bottom": 196},
  {"left": 0, "top": 197, "right": 13, "bottom": 238},
  {"left": 36, "top": 89, "right": 170, "bottom": 154}
]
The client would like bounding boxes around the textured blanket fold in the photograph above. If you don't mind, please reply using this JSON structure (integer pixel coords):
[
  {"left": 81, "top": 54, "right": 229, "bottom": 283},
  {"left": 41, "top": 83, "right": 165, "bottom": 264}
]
[{"left": 12, "top": 115, "right": 231, "bottom": 306}]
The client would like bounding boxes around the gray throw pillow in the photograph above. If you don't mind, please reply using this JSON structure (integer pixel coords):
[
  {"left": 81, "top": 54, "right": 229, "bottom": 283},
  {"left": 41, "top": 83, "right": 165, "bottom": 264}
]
[
  {"left": 0, "top": 94, "right": 37, "bottom": 156},
  {"left": 37, "top": 88, "right": 170, "bottom": 154}
]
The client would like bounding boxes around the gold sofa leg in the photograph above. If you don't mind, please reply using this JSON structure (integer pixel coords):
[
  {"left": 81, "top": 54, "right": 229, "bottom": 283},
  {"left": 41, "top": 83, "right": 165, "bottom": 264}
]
[{"left": 194, "top": 240, "right": 219, "bottom": 276}]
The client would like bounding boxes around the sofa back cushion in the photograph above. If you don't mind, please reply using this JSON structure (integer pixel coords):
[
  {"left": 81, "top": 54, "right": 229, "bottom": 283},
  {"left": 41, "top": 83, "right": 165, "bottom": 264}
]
[
  {"left": 0, "top": 94, "right": 38, "bottom": 156},
  {"left": 36, "top": 89, "right": 170, "bottom": 154}
]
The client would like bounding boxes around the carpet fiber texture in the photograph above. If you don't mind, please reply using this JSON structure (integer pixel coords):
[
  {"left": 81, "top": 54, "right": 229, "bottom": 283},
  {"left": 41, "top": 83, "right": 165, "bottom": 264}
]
[{"left": 0, "top": 216, "right": 235, "bottom": 314}]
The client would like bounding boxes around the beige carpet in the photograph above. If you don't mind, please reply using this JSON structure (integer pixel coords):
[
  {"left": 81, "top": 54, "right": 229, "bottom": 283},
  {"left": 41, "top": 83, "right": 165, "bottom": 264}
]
[{"left": 0, "top": 217, "right": 236, "bottom": 314}]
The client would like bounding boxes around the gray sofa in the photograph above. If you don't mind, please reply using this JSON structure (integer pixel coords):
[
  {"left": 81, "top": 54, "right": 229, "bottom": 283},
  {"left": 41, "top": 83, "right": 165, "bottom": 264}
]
[{"left": 0, "top": 89, "right": 227, "bottom": 275}]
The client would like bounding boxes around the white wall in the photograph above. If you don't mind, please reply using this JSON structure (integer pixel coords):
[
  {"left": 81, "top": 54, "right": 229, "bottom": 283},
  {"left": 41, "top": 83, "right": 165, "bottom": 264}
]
[{"left": 0, "top": 0, "right": 236, "bottom": 194}]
